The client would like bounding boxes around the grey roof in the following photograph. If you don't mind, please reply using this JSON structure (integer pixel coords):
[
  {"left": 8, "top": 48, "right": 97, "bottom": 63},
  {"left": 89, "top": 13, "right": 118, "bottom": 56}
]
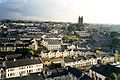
[
  {"left": 85, "top": 55, "right": 97, "bottom": 59},
  {"left": 43, "top": 67, "right": 93, "bottom": 80},
  {"left": 68, "top": 66, "right": 93, "bottom": 80},
  {"left": 74, "top": 56, "right": 86, "bottom": 61},
  {"left": 64, "top": 57, "right": 75, "bottom": 63},
  {"left": 45, "top": 33, "right": 60, "bottom": 38},
  {"left": 90, "top": 65, "right": 120, "bottom": 77},
  {"left": 96, "top": 54, "right": 114, "bottom": 58},
  {"left": 5, "top": 54, "right": 22, "bottom": 60},
  {"left": 48, "top": 39, "right": 61, "bottom": 45},
  {"left": 5, "top": 73, "right": 44, "bottom": 80},
  {"left": 0, "top": 44, "right": 30, "bottom": 47},
  {"left": 41, "top": 58, "right": 50, "bottom": 62},
  {"left": 73, "top": 49, "right": 95, "bottom": 52},
  {"left": 68, "top": 66, "right": 83, "bottom": 78},
  {"left": 5, "top": 58, "right": 42, "bottom": 68},
  {"left": 64, "top": 56, "right": 87, "bottom": 63},
  {"left": 43, "top": 68, "right": 68, "bottom": 78}
]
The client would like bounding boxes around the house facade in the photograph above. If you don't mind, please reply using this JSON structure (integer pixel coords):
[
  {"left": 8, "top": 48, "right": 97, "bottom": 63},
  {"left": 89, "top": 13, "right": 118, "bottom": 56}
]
[
  {"left": 0, "top": 65, "right": 4, "bottom": 80},
  {"left": 0, "top": 38, "right": 38, "bottom": 51},
  {"left": 3, "top": 58, "right": 43, "bottom": 79},
  {"left": 41, "top": 39, "right": 62, "bottom": 51}
]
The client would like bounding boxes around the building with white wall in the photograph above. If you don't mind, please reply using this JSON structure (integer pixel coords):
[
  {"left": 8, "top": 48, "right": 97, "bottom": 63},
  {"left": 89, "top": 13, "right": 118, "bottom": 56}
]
[
  {"left": 42, "top": 39, "right": 62, "bottom": 51},
  {"left": 3, "top": 58, "right": 43, "bottom": 79}
]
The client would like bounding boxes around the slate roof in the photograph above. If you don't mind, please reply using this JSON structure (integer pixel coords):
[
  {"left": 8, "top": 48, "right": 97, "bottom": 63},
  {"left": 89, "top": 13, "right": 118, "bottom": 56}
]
[
  {"left": 44, "top": 67, "right": 92, "bottom": 80},
  {"left": 96, "top": 54, "right": 114, "bottom": 58},
  {"left": 74, "top": 56, "right": 86, "bottom": 61},
  {"left": 82, "top": 74, "right": 93, "bottom": 80},
  {"left": 64, "top": 57, "right": 75, "bottom": 63},
  {"left": 5, "top": 58, "right": 42, "bottom": 68},
  {"left": 73, "top": 49, "right": 95, "bottom": 53},
  {"left": 85, "top": 55, "right": 97, "bottom": 59},
  {"left": 68, "top": 66, "right": 93, "bottom": 80},
  {"left": 90, "top": 65, "right": 120, "bottom": 77},
  {"left": 68, "top": 66, "right": 83, "bottom": 78},
  {"left": 45, "top": 33, "right": 60, "bottom": 38},
  {"left": 5, "top": 54, "right": 22, "bottom": 60},
  {"left": 44, "top": 68, "right": 68, "bottom": 78},
  {"left": 5, "top": 73, "right": 44, "bottom": 80},
  {"left": 47, "top": 39, "right": 61, "bottom": 45}
]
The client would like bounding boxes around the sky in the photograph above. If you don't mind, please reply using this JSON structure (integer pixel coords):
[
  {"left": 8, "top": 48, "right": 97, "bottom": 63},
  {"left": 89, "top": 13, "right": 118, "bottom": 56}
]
[{"left": 0, "top": 0, "right": 120, "bottom": 24}]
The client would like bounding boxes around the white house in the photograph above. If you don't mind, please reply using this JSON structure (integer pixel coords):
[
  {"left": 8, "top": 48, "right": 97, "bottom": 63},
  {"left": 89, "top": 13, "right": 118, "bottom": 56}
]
[
  {"left": 3, "top": 58, "right": 43, "bottom": 79},
  {"left": 41, "top": 39, "right": 62, "bottom": 51},
  {"left": 0, "top": 64, "right": 4, "bottom": 80},
  {"left": 75, "top": 31, "right": 90, "bottom": 37}
]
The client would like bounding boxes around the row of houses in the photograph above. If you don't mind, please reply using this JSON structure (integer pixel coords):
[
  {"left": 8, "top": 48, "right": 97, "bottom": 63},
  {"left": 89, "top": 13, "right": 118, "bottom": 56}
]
[
  {"left": 0, "top": 38, "right": 38, "bottom": 51},
  {"left": 0, "top": 58, "right": 43, "bottom": 79},
  {"left": 0, "top": 54, "right": 116, "bottom": 80},
  {"left": 44, "top": 67, "right": 92, "bottom": 80},
  {"left": 64, "top": 54, "right": 115, "bottom": 68},
  {"left": 0, "top": 33, "right": 63, "bottom": 51},
  {"left": 89, "top": 64, "right": 120, "bottom": 80},
  {"left": 41, "top": 49, "right": 95, "bottom": 58},
  {"left": 42, "top": 53, "right": 115, "bottom": 69}
]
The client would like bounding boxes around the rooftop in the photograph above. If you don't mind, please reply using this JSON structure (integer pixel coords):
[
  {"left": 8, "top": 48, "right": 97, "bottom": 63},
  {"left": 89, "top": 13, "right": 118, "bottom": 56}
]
[
  {"left": 64, "top": 57, "right": 75, "bottom": 63},
  {"left": 5, "top": 73, "right": 44, "bottom": 80},
  {"left": 5, "top": 58, "right": 42, "bottom": 68},
  {"left": 47, "top": 39, "right": 61, "bottom": 45},
  {"left": 90, "top": 64, "right": 120, "bottom": 77}
]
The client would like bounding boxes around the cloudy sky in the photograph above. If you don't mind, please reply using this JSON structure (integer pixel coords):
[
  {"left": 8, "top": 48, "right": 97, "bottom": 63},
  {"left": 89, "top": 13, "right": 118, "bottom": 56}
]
[{"left": 0, "top": 0, "right": 120, "bottom": 24}]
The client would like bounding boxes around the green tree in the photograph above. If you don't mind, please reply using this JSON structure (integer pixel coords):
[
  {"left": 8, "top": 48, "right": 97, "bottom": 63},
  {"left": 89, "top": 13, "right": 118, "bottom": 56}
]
[
  {"left": 109, "top": 73, "right": 118, "bottom": 80},
  {"left": 15, "top": 48, "right": 29, "bottom": 57},
  {"left": 28, "top": 49, "right": 35, "bottom": 55}
]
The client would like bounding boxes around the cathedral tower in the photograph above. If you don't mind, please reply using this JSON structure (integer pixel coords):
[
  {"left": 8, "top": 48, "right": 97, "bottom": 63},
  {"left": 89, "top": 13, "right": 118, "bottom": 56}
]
[{"left": 78, "top": 16, "right": 83, "bottom": 26}]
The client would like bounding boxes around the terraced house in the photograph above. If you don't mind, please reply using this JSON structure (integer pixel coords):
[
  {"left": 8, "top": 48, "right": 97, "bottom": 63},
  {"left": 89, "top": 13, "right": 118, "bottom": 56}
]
[{"left": 3, "top": 58, "right": 43, "bottom": 79}]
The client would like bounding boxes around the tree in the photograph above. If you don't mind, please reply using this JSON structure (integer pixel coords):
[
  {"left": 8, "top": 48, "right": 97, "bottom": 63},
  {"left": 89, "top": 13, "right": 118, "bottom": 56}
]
[
  {"left": 110, "top": 32, "right": 119, "bottom": 39},
  {"left": 28, "top": 49, "right": 35, "bottom": 55},
  {"left": 109, "top": 73, "right": 118, "bottom": 80},
  {"left": 110, "top": 32, "right": 120, "bottom": 49},
  {"left": 15, "top": 48, "right": 29, "bottom": 57}
]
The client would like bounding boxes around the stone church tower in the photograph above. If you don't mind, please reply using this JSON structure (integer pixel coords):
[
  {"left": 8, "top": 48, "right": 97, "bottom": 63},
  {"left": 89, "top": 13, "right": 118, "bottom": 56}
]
[{"left": 78, "top": 16, "right": 83, "bottom": 26}]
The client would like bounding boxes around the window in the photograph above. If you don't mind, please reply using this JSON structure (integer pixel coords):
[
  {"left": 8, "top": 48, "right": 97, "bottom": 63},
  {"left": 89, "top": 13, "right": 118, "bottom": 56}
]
[
  {"left": 1, "top": 74, "right": 3, "bottom": 77},
  {"left": 10, "top": 73, "right": 15, "bottom": 76},
  {"left": 10, "top": 69, "right": 14, "bottom": 71},
  {"left": 19, "top": 67, "right": 23, "bottom": 70},
  {"left": 10, "top": 73, "right": 12, "bottom": 76},
  {"left": 1, "top": 70, "right": 3, "bottom": 73},
  {"left": 29, "top": 66, "right": 33, "bottom": 68},
  {"left": 19, "top": 71, "right": 25, "bottom": 75},
  {"left": 37, "top": 68, "right": 40, "bottom": 71},
  {"left": 27, "top": 70, "right": 29, "bottom": 73},
  {"left": 27, "top": 70, "right": 33, "bottom": 73}
]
